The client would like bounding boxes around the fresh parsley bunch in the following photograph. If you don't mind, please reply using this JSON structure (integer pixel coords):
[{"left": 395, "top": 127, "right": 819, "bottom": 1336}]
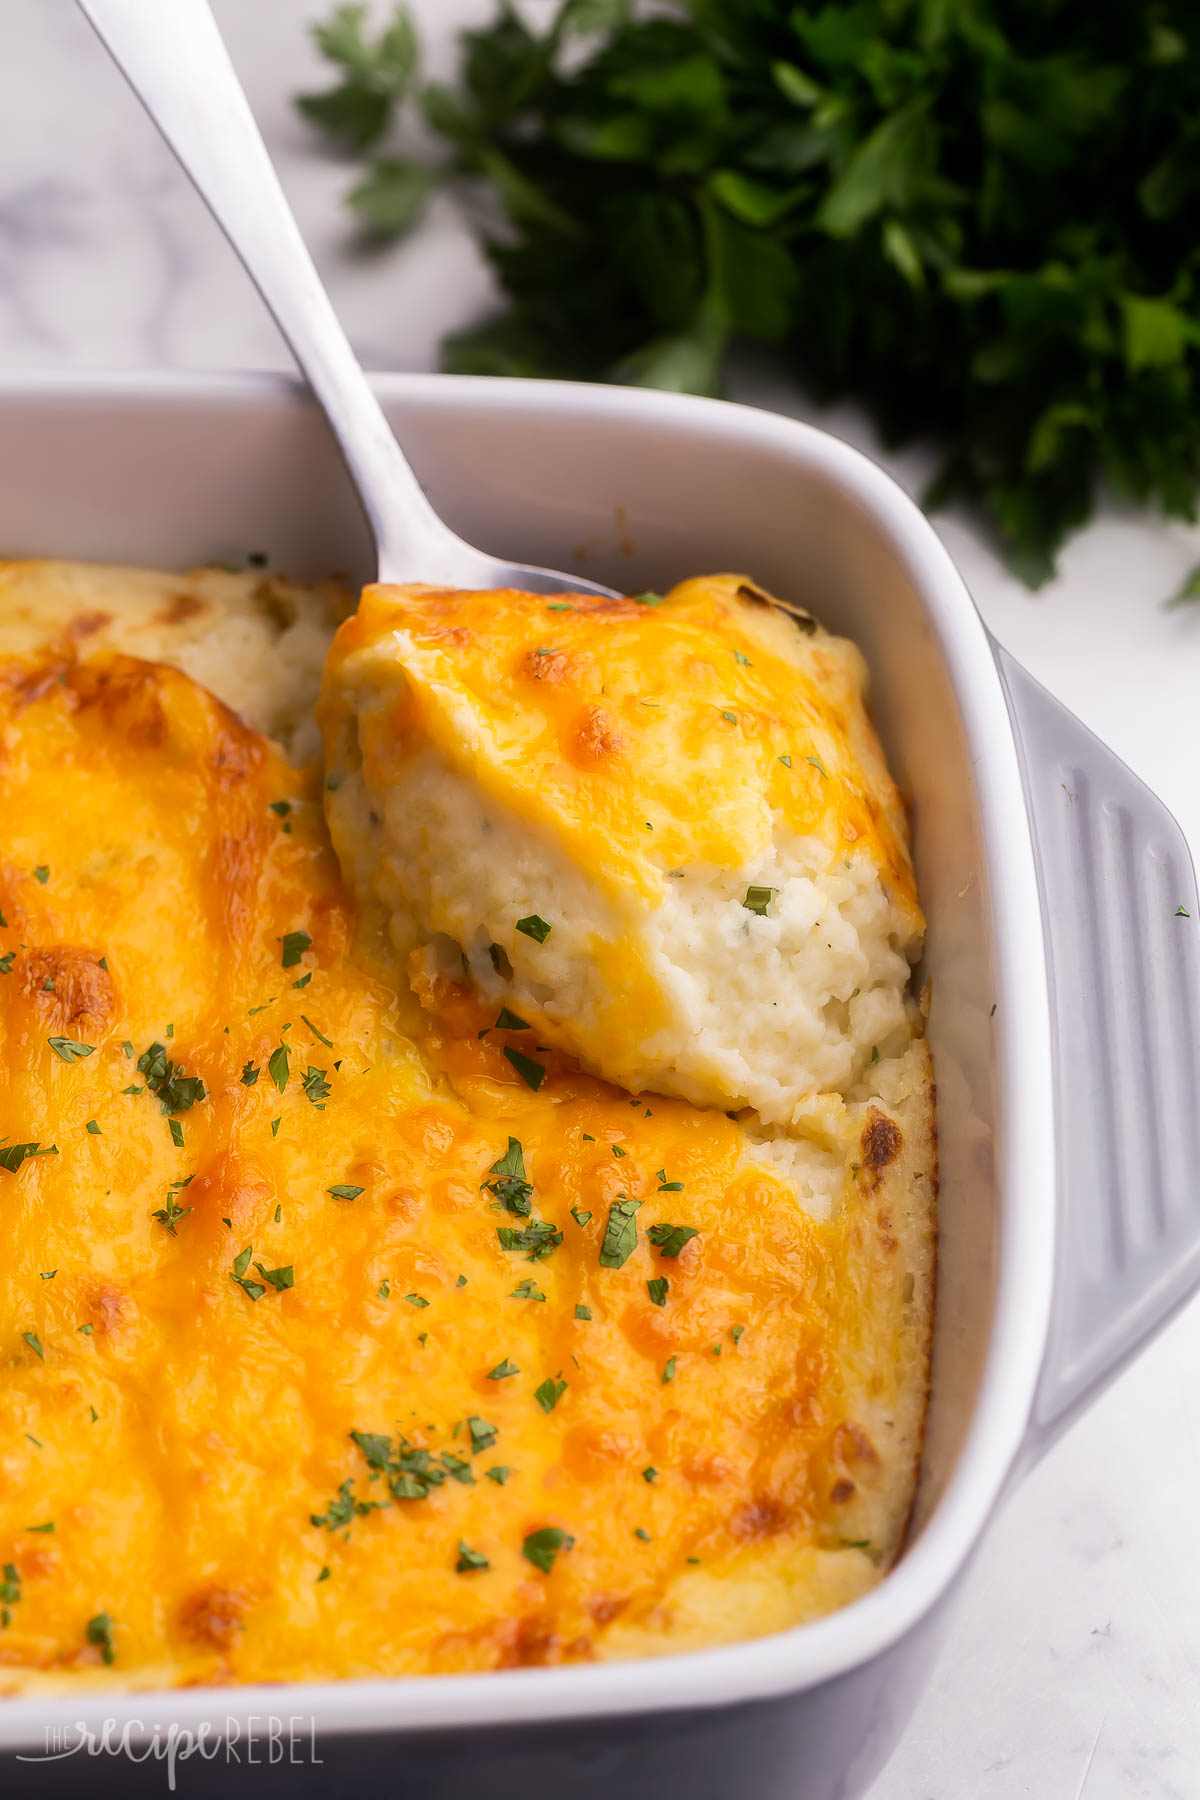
[{"left": 299, "top": 1, "right": 1200, "bottom": 585}]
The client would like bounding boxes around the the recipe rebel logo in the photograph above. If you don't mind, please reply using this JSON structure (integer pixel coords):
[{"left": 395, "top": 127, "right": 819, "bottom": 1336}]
[{"left": 17, "top": 1714, "right": 322, "bottom": 1788}]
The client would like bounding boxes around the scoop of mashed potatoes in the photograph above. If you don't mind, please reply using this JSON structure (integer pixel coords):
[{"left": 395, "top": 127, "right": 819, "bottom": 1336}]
[{"left": 318, "top": 574, "right": 923, "bottom": 1125}]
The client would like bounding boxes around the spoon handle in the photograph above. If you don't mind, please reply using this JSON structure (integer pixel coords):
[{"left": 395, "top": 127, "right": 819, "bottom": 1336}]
[{"left": 77, "top": 0, "right": 463, "bottom": 581}]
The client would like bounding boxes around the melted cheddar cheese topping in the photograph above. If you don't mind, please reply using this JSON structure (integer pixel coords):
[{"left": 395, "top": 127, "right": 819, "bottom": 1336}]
[{"left": 0, "top": 645, "right": 931, "bottom": 1692}]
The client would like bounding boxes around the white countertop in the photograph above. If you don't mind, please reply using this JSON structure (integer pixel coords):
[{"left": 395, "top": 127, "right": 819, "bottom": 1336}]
[{"left": 3, "top": 4, "right": 1199, "bottom": 1793}]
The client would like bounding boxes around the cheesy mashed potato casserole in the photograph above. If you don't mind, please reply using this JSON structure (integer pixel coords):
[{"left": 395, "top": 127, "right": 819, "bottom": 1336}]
[{"left": 0, "top": 558, "right": 934, "bottom": 1693}]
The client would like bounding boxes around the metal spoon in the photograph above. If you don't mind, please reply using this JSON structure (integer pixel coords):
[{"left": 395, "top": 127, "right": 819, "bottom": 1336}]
[{"left": 77, "top": 0, "right": 616, "bottom": 599}]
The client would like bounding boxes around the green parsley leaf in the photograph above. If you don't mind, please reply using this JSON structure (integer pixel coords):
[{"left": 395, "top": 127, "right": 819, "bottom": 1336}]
[
  {"left": 647, "top": 1276, "right": 669, "bottom": 1307},
  {"left": 279, "top": 930, "right": 312, "bottom": 968},
  {"left": 599, "top": 1196, "right": 641, "bottom": 1268},
  {"left": 574, "top": 1303, "right": 592, "bottom": 1320},
  {"left": 503, "top": 1045, "right": 546, "bottom": 1090},
  {"left": 33, "top": 866, "right": 49, "bottom": 885},
  {"left": 487, "top": 1358, "right": 520, "bottom": 1380},
  {"left": 522, "top": 1525, "right": 574, "bottom": 1574},
  {"left": 26, "top": 1520, "right": 54, "bottom": 1533},
  {"left": 136, "top": 1042, "right": 206, "bottom": 1113},
  {"left": 85, "top": 1119, "right": 101, "bottom": 1135},
  {"left": 634, "top": 1527, "right": 651, "bottom": 1541},
  {"left": 515, "top": 914, "right": 551, "bottom": 944},
  {"left": 482, "top": 1136, "right": 533, "bottom": 1214},
  {"left": 633, "top": 591, "right": 666, "bottom": 606},
  {"left": 317, "top": 1565, "right": 331, "bottom": 1582},
  {"left": 86, "top": 1612, "right": 116, "bottom": 1665},
  {"left": 648, "top": 1223, "right": 699, "bottom": 1258},
  {"left": 467, "top": 1416, "right": 498, "bottom": 1453},
  {"left": 377, "top": 1279, "right": 390, "bottom": 1299},
  {"left": 642, "top": 1467, "right": 657, "bottom": 1483},
  {"left": 1176, "top": 905, "right": 1192, "bottom": 918},
  {"left": 152, "top": 1193, "right": 192, "bottom": 1236},
  {"left": 254, "top": 1262, "right": 295, "bottom": 1291},
  {"left": 268, "top": 1044, "right": 290, "bottom": 1093},
  {"left": 510, "top": 1278, "right": 546, "bottom": 1301},
  {"left": 302, "top": 1015, "right": 334, "bottom": 1049},
  {"left": 662, "top": 1355, "right": 676, "bottom": 1384},
  {"left": 302, "top": 1066, "right": 331, "bottom": 1106},
  {"left": 485, "top": 1465, "right": 510, "bottom": 1485},
  {"left": 0, "top": 952, "right": 13, "bottom": 975},
  {"left": 730, "top": 1324, "right": 745, "bottom": 1344},
  {"left": 328, "top": 1183, "right": 364, "bottom": 1200},
  {"left": 168, "top": 1119, "right": 185, "bottom": 1148},
  {"left": 456, "top": 1540, "right": 490, "bottom": 1573},
  {"left": 78, "top": 1323, "right": 93, "bottom": 1336},
  {"left": 570, "top": 1207, "right": 592, "bottom": 1227},
  {"left": 496, "top": 1006, "right": 530, "bottom": 1030},
  {"left": 0, "top": 1142, "right": 57, "bottom": 1174},
  {"left": 404, "top": 1292, "right": 429, "bottom": 1308},
  {"left": 241, "top": 1061, "right": 260, "bottom": 1086},
  {"left": 497, "top": 1220, "right": 563, "bottom": 1260},
  {"left": 47, "top": 1036, "right": 94, "bottom": 1063},
  {"left": 21, "top": 1332, "right": 43, "bottom": 1360},
  {"left": 534, "top": 1376, "right": 567, "bottom": 1412},
  {"left": 39, "top": 1270, "right": 56, "bottom": 1281},
  {"left": 743, "top": 886, "right": 776, "bottom": 917}
]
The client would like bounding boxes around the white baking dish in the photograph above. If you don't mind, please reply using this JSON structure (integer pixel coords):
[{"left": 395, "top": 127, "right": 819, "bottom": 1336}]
[{"left": 1, "top": 369, "right": 1197, "bottom": 1799}]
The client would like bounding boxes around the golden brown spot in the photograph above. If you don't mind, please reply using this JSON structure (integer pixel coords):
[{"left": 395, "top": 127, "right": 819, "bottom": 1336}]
[
  {"left": 497, "top": 1614, "right": 559, "bottom": 1668},
  {"left": 186, "top": 1152, "right": 274, "bottom": 1237},
  {"left": 736, "top": 580, "right": 818, "bottom": 635},
  {"left": 730, "top": 1496, "right": 789, "bottom": 1541},
  {"left": 65, "top": 611, "right": 112, "bottom": 642},
  {"left": 83, "top": 1283, "right": 129, "bottom": 1338},
  {"left": 560, "top": 1426, "right": 638, "bottom": 1481},
  {"left": 156, "top": 592, "right": 208, "bottom": 627},
  {"left": 860, "top": 1108, "right": 902, "bottom": 1185},
  {"left": 520, "top": 646, "right": 580, "bottom": 686},
  {"left": 0, "top": 658, "right": 71, "bottom": 710},
  {"left": 571, "top": 704, "right": 622, "bottom": 768},
  {"left": 21, "top": 948, "right": 115, "bottom": 1033},
  {"left": 587, "top": 1594, "right": 629, "bottom": 1627},
  {"left": 830, "top": 1479, "right": 856, "bottom": 1504},
  {"left": 69, "top": 656, "right": 168, "bottom": 748},
  {"left": 839, "top": 1422, "right": 881, "bottom": 1469},
  {"left": 178, "top": 1586, "right": 249, "bottom": 1652}
]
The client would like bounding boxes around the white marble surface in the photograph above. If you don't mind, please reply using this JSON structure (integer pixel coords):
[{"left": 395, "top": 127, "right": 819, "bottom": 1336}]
[{"left": 3, "top": 3, "right": 1200, "bottom": 1793}]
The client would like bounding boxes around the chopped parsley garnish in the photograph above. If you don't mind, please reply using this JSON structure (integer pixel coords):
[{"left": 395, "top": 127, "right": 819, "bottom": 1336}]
[
  {"left": 734, "top": 649, "right": 751, "bottom": 665},
  {"left": 647, "top": 1277, "right": 669, "bottom": 1307},
  {"left": 280, "top": 930, "right": 312, "bottom": 968},
  {"left": 169, "top": 1119, "right": 185, "bottom": 1148},
  {"left": 78, "top": 1323, "right": 93, "bottom": 1335},
  {"left": 86, "top": 1612, "right": 116, "bottom": 1666},
  {"left": 648, "top": 1223, "right": 699, "bottom": 1258},
  {"left": 574, "top": 1303, "right": 591, "bottom": 1321},
  {"left": 310, "top": 1478, "right": 368, "bottom": 1529},
  {"left": 515, "top": 914, "right": 551, "bottom": 944},
  {"left": 377, "top": 1280, "right": 390, "bottom": 1300},
  {"left": 152, "top": 1192, "right": 193, "bottom": 1236},
  {"left": 662, "top": 1356, "right": 677, "bottom": 1384},
  {"left": 534, "top": 1376, "right": 567, "bottom": 1413},
  {"left": 269, "top": 800, "right": 291, "bottom": 818},
  {"left": 522, "top": 1526, "right": 574, "bottom": 1574},
  {"left": 456, "top": 1541, "right": 489, "bottom": 1573},
  {"left": 485, "top": 1465, "right": 510, "bottom": 1485},
  {"left": 302, "top": 1065, "right": 331, "bottom": 1107},
  {"left": 21, "top": 1332, "right": 43, "bottom": 1360},
  {"left": 496, "top": 1006, "right": 531, "bottom": 1033},
  {"left": 778, "top": 754, "right": 793, "bottom": 767},
  {"left": 655, "top": 1169, "right": 684, "bottom": 1192},
  {"left": 482, "top": 1137, "right": 532, "bottom": 1215},
  {"left": 26, "top": 1520, "right": 54, "bottom": 1533},
  {"left": 443, "top": 1455, "right": 476, "bottom": 1485},
  {"left": 743, "top": 886, "right": 776, "bottom": 917},
  {"left": 241, "top": 1061, "right": 260, "bottom": 1086},
  {"left": 317, "top": 1565, "right": 330, "bottom": 1582},
  {"left": 721, "top": 709, "right": 737, "bottom": 724},
  {"left": 136, "top": 1042, "right": 206, "bottom": 1113},
  {"left": 730, "top": 1324, "right": 745, "bottom": 1345},
  {"left": 85, "top": 1119, "right": 101, "bottom": 1135},
  {"left": 497, "top": 1220, "right": 562, "bottom": 1260},
  {"left": 254, "top": 1262, "right": 295, "bottom": 1291},
  {"left": 293, "top": 972, "right": 312, "bottom": 989},
  {"left": 503, "top": 1045, "right": 545, "bottom": 1090},
  {"left": 327, "top": 1183, "right": 364, "bottom": 1200},
  {"left": 302, "top": 1014, "right": 334, "bottom": 1049},
  {"left": 405, "top": 1292, "right": 429, "bottom": 1308},
  {"left": 466, "top": 1416, "right": 498, "bottom": 1453},
  {"left": 268, "top": 1044, "right": 290, "bottom": 1092},
  {"left": 611, "top": 1144, "right": 627, "bottom": 1158},
  {"left": 1177, "top": 905, "right": 1192, "bottom": 918},
  {"left": 231, "top": 1245, "right": 267, "bottom": 1302},
  {"left": 806, "top": 755, "right": 828, "bottom": 777},
  {"left": 570, "top": 1207, "right": 592, "bottom": 1227},
  {"left": 39, "top": 1270, "right": 56, "bottom": 1281},
  {"left": 0, "top": 1142, "right": 57, "bottom": 1174},
  {"left": 270, "top": 1117, "right": 281, "bottom": 1137},
  {"left": 1, "top": 1561, "right": 20, "bottom": 1624},
  {"left": 642, "top": 1467, "right": 657, "bottom": 1483},
  {"left": 47, "top": 1036, "right": 95, "bottom": 1063},
  {"left": 633, "top": 591, "right": 665, "bottom": 607},
  {"left": 0, "top": 953, "right": 13, "bottom": 975},
  {"left": 487, "top": 1358, "right": 519, "bottom": 1380},
  {"left": 634, "top": 1527, "right": 651, "bottom": 1541},
  {"left": 33, "top": 866, "right": 49, "bottom": 885},
  {"left": 599, "top": 1197, "right": 642, "bottom": 1269},
  {"left": 510, "top": 1278, "right": 546, "bottom": 1301}
]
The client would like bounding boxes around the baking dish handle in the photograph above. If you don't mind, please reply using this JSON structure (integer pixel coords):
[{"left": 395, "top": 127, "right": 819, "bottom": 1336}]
[{"left": 993, "top": 641, "right": 1200, "bottom": 1468}]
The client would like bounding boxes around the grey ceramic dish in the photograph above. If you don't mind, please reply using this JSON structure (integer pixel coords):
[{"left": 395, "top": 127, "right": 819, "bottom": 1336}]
[{"left": 0, "top": 370, "right": 1197, "bottom": 1799}]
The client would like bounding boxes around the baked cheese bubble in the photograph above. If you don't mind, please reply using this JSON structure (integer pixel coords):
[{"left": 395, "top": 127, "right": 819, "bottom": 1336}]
[{"left": 319, "top": 575, "right": 924, "bottom": 1125}]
